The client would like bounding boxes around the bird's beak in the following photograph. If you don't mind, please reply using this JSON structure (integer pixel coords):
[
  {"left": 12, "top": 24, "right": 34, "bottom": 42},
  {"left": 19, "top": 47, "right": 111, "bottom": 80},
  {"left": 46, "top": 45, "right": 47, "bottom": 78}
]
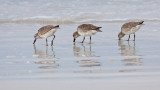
[
  {"left": 33, "top": 39, "right": 36, "bottom": 44},
  {"left": 56, "top": 25, "right": 60, "bottom": 29},
  {"left": 73, "top": 38, "right": 76, "bottom": 42}
]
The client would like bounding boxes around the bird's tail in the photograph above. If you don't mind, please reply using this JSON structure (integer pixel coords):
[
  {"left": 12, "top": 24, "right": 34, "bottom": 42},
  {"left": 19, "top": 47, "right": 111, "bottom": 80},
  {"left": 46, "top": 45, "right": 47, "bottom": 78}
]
[
  {"left": 96, "top": 29, "right": 102, "bottom": 32},
  {"left": 95, "top": 27, "right": 102, "bottom": 32},
  {"left": 55, "top": 25, "right": 59, "bottom": 27},
  {"left": 138, "top": 21, "right": 144, "bottom": 25}
]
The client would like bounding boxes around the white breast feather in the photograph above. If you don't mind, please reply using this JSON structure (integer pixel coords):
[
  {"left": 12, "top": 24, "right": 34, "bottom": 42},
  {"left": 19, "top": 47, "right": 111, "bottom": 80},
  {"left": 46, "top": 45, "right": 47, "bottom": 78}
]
[
  {"left": 78, "top": 29, "right": 97, "bottom": 36},
  {"left": 130, "top": 25, "right": 141, "bottom": 34},
  {"left": 40, "top": 28, "right": 57, "bottom": 38}
]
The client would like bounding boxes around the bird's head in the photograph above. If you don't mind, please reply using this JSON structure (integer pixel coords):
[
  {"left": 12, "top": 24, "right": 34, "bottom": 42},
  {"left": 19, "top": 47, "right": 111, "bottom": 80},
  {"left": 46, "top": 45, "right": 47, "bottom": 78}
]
[
  {"left": 118, "top": 32, "right": 125, "bottom": 40},
  {"left": 73, "top": 31, "right": 80, "bottom": 42},
  {"left": 34, "top": 33, "right": 41, "bottom": 39},
  {"left": 138, "top": 21, "right": 144, "bottom": 25},
  {"left": 55, "top": 25, "right": 60, "bottom": 29}
]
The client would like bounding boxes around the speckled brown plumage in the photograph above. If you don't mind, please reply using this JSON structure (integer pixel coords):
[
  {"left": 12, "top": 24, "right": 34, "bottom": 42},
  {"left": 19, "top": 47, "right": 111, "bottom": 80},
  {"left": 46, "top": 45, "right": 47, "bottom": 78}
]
[
  {"left": 121, "top": 21, "right": 143, "bottom": 34},
  {"left": 78, "top": 24, "right": 101, "bottom": 32},
  {"left": 38, "top": 25, "right": 55, "bottom": 35}
]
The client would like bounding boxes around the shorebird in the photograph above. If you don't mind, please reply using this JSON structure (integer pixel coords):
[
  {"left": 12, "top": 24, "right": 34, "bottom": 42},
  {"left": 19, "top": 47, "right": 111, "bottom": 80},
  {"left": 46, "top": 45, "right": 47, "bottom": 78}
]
[
  {"left": 73, "top": 24, "right": 102, "bottom": 43},
  {"left": 33, "top": 25, "right": 60, "bottom": 46},
  {"left": 118, "top": 21, "right": 144, "bottom": 41}
]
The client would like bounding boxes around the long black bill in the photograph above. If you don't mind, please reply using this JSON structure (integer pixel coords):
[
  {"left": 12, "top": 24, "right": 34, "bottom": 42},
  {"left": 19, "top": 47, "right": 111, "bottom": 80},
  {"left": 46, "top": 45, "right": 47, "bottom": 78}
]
[
  {"left": 73, "top": 38, "right": 76, "bottom": 42},
  {"left": 33, "top": 39, "right": 36, "bottom": 44},
  {"left": 98, "top": 27, "right": 102, "bottom": 29},
  {"left": 139, "top": 21, "right": 144, "bottom": 25},
  {"left": 55, "top": 25, "right": 59, "bottom": 28},
  {"left": 95, "top": 27, "right": 102, "bottom": 29},
  {"left": 96, "top": 29, "right": 102, "bottom": 32}
]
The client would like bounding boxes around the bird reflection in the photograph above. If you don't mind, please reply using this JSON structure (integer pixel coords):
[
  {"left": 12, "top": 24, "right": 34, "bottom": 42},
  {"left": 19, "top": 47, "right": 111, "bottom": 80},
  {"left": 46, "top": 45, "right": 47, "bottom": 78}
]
[
  {"left": 118, "top": 40, "right": 142, "bottom": 72},
  {"left": 33, "top": 45, "right": 55, "bottom": 59},
  {"left": 35, "top": 60, "right": 59, "bottom": 69},
  {"left": 77, "top": 59, "right": 101, "bottom": 67},
  {"left": 75, "top": 59, "right": 101, "bottom": 73},
  {"left": 121, "top": 58, "right": 142, "bottom": 66},
  {"left": 118, "top": 40, "right": 136, "bottom": 56},
  {"left": 33, "top": 45, "right": 59, "bottom": 69},
  {"left": 73, "top": 43, "right": 101, "bottom": 73},
  {"left": 73, "top": 43, "right": 98, "bottom": 57}
]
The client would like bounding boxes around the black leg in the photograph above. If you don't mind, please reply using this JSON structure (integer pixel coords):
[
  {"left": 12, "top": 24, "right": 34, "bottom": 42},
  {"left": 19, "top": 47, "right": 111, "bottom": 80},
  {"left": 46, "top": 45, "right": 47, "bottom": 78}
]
[
  {"left": 51, "top": 35, "right": 55, "bottom": 46},
  {"left": 90, "top": 36, "right": 91, "bottom": 43},
  {"left": 81, "top": 36, "right": 85, "bottom": 43},
  {"left": 46, "top": 38, "right": 48, "bottom": 46},
  {"left": 127, "top": 35, "right": 130, "bottom": 41},
  {"left": 134, "top": 33, "right": 135, "bottom": 41}
]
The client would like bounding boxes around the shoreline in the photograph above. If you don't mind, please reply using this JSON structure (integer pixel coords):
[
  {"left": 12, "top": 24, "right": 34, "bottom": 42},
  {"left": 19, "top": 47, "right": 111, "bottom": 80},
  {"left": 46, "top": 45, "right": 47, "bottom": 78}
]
[{"left": 1, "top": 18, "right": 160, "bottom": 24}]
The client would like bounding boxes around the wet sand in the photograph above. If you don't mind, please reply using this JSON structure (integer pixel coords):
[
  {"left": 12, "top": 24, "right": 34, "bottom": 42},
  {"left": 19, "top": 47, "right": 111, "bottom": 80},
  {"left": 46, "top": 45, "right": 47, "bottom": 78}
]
[{"left": 0, "top": 21, "right": 160, "bottom": 90}]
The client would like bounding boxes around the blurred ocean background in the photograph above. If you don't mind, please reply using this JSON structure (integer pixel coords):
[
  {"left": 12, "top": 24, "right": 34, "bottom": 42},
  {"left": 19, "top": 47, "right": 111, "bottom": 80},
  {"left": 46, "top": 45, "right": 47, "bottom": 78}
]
[{"left": 0, "top": 0, "right": 160, "bottom": 24}]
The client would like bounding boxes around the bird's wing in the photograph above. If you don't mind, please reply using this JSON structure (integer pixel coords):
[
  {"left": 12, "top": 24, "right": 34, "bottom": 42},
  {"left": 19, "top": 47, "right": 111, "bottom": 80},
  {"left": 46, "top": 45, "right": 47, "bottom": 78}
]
[
  {"left": 121, "top": 22, "right": 139, "bottom": 32},
  {"left": 38, "top": 25, "right": 54, "bottom": 35},
  {"left": 78, "top": 24, "right": 101, "bottom": 32}
]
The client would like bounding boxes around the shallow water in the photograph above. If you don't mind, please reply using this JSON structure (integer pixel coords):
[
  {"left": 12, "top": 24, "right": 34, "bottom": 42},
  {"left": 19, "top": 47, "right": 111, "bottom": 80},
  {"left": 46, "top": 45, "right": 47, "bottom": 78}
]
[
  {"left": 1, "top": 0, "right": 160, "bottom": 89},
  {"left": 0, "top": 22, "right": 160, "bottom": 80},
  {"left": 0, "top": 21, "right": 160, "bottom": 90}
]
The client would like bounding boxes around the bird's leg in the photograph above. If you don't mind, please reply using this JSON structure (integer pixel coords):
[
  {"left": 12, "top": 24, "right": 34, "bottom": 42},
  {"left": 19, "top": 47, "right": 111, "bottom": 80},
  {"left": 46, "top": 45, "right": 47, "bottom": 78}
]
[
  {"left": 133, "top": 33, "right": 135, "bottom": 41},
  {"left": 90, "top": 36, "right": 92, "bottom": 44},
  {"left": 127, "top": 35, "right": 130, "bottom": 41},
  {"left": 51, "top": 35, "right": 55, "bottom": 46},
  {"left": 81, "top": 36, "right": 85, "bottom": 43},
  {"left": 46, "top": 38, "right": 48, "bottom": 46}
]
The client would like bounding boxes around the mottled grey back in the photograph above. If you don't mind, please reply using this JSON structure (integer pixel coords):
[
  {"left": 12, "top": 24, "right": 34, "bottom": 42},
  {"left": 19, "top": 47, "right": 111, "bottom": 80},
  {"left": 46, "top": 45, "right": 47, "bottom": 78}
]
[
  {"left": 78, "top": 24, "right": 98, "bottom": 30},
  {"left": 77, "top": 24, "right": 102, "bottom": 32},
  {"left": 38, "top": 25, "right": 55, "bottom": 35},
  {"left": 121, "top": 21, "right": 142, "bottom": 32}
]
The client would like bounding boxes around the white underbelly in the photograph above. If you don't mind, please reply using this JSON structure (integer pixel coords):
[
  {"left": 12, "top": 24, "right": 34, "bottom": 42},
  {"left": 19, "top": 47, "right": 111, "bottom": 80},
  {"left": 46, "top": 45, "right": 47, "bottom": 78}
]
[
  {"left": 130, "top": 25, "right": 141, "bottom": 34},
  {"left": 78, "top": 30, "right": 97, "bottom": 36},
  {"left": 124, "top": 25, "right": 141, "bottom": 35},
  {"left": 40, "top": 29, "right": 57, "bottom": 38}
]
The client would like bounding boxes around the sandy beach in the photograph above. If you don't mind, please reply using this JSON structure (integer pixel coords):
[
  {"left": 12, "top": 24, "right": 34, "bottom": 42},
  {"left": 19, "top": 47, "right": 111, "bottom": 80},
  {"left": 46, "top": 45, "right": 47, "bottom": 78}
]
[{"left": 0, "top": 21, "right": 160, "bottom": 90}]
